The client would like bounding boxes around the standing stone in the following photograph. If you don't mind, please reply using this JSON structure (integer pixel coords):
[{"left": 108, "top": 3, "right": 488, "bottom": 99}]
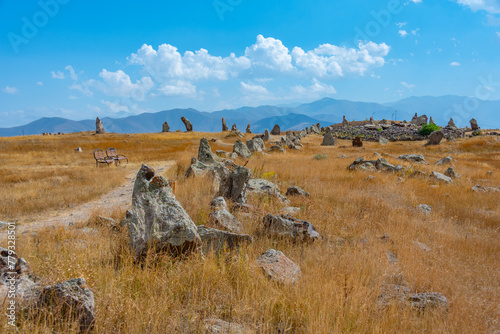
[
  {"left": 257, "top": 249, "right": 301, "bottom": 284},
  {"left": 95, "top": 117, "right": 105, "bottom": 134},
  {"left": 271, "top": 124, "right": 281, "bottom": 135},
  {"left": 198, "top": 138, "right": 218, "bottom": 164},
  {"left": 162, "top": 122, "right": 170, "bottom": 133},
  {"left": 447, "top": 118, "right": 457, "bottom": 130},
  {"left": 426, "top": 130, "right": 444, "bottom": 146},
  {"left": 246, "top": 124, "right": 252, "bottom": 134},
  {"left": 429, "top": 116, "right": 436, "bottom": 125},
  {"left": 181, "top": 117, "right": 193, "bottom": 132},
  {"left": 352, "top": 136, "right": 363, "bottom": 147},
  {"left": 222, "top": 118, "right": 228, "bottom": 132},
  {"left": 470, "top": 118, "right": 479, "bottom": 130},
  {"left": 342, "top": 116, "right": 349, "bottom": 126},
  {"left": 264, "top": 129, "right": 270, "bottom": 141},
  {"left": 411, "top": 114, "right": 428, "bottom": 126},
  {"left": 321, "top": 127, "right": 336, "bottom": 146},
  {"left": 310, "top": 124, "right": 320, "bottom": 134},
  {"left": 231, "top": 124, "right": 237, "bottom": 131},
  {"left": 369, "top": 117, "right": 375, "bottom": 124},
  {"left": 129, "top": 164, "right": 201, "bottom": 258}
]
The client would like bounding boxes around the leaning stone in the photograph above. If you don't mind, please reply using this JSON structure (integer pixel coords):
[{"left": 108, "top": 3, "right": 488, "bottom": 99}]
[
  {"left": 129, "top": 164, "right": 201, "bottom": 258},
  {"left": 430, "top": 171, "right": 452, "bottom": 183},
  {"left": 181, "top": 117, "right": 193, "bottom": 132},
  {"left": 37, "top": 278, "right": 95, "bottom": 332},
  {"left": 197, "top": 226, "right": 252, "bottom": 253},
  {"left": 470, "top": 118, "right": 479, "bottom": 131},
  {"left": 256, "top": 249, "right": 300, "bottom": 284},
  {"left": 286, "top": 186, "right": 310, "bottom": 197},
  {"left": 263, "top": 214, "right": 320, "bottom": 241},
  {"left": 435, "top": 156, "right": 452, "bottom": 165}
]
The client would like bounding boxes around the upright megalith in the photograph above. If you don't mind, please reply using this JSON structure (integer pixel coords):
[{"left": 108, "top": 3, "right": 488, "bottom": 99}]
[
  {"left": 233, "top": 139, "right": 252, "bottom": 159},
  {"left": 352, "top": 136, "right": 363, "bottom": 147},
  {"left": 95, "top": 117, "right": 105, "bottom": 134},
  {"left": 264, "top": 129, "right": 270, "bottom": 141},
  {"left": 222, "top": 118, "right": 228, "bottom": 132},
  {"left": 181, "top": 117, "right": 193, "bottom": 132},
  {"left": 429, "top": 116, "right": 436, "bottom": 125},
  {"left": 321, "top": 127, "right": 336, "bottom": 146},
  {"left": 162, "top": 122, "right": 170, "bottom": 133},
  {"left": 411, "top": 113, "right": 428, "bottom": 126},
  {"left": 198, "top": 138, "right": 218, "bottom": 164},
  {"left": 342, "top": 116, "right": 349, "bottom": 126},
  {"left": 231, "top": 124, "right": 237, "bottom": 131},
  {"left": 447, "top": 118, "right": 457, "bottom": 130},
  {"left": 128, "top": 164, "right": 201, "bottom": 258},
  {"left": 246, "top": 124, "right": 252, "bottom": 134},
  {"left": 470, "top": 118, "right": 479, "bottom": 130},
  {"left": 271, "top": 124, "right": 281, "bottom": 135}
]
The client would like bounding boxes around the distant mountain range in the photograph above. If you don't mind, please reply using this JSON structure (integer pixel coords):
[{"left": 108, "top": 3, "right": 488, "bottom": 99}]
[{"left": 1, "top": 96, "right": 498, "bottom": 137}]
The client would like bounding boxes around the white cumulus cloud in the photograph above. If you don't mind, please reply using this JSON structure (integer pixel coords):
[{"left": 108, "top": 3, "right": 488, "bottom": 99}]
[
  {"left": 450, "top": 61, "right": 461, "bottom": 66},
  {"left": 241, "top": 82, "right": 270, "bottom": 96},
  {"left": 51, "top": 71, "right": 65, "bottom": 79},
  {"left": 158, "top": 80, "right": 196, "bottom": 96},
  {"left": 101, "top": 100, "right": 129, "bottom": 113},
  {"left": 2, "top": 86, "right": 18, "bottom": 94},
  {"left": 244, "top": 35, "right": 293, "bottom": 72},
  {"left": 291, "top": 79, "right": 337, "bottom": 98},
  {"left": 91, "top": 69, "right": 154, "bottom": 100},
  {"left": 399, "top": 30, "right": 408, "bottom": 37},
  {"left": 455, "top": 0, "right": 500, "bottom": 14}
]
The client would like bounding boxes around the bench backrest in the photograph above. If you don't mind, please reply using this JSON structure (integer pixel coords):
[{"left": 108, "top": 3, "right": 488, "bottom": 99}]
[
  {"left": 94, "top": 149, "right": 106, "bottom": 160},
  {"left": 106, "top": 148, "right": 118, "bottom": 158}
]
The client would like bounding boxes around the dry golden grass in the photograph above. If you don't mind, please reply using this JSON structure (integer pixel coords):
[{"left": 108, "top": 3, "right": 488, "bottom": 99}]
[{"left": 1, "top": 131, "right": 499, "bottom": 333}]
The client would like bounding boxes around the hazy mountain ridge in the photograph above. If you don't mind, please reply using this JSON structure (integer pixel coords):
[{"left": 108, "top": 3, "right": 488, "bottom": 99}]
[{"left": 1, "top": 96, "right": 498, "bottom": 137}]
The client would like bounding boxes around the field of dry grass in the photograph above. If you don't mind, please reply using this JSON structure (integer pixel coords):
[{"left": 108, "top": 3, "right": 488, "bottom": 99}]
[{"left": 0, "top": 131, "right": 499, "bottom": 333}]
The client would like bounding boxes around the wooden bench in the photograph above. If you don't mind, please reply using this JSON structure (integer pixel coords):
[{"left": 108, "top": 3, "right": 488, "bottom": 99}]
[
  {"left": 106, "top": 148, "right": 128, "bottom": 165},
  {"left": 93, "top": 149, "right": 115, "bottom": 167}
]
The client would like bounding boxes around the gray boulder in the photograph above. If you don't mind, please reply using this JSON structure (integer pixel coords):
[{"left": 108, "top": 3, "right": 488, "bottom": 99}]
[
  {"left": 435, "top": 156, "right": 452, "bottom": 165},
  {"left": 257, "top": 249, "right": 300, "bottom": 284},
  {"left": 269, "top": 145, "right": 286, "bottom": 153},
  {"left": 204, "top": 318, "right": 251, "bottom": 334},
  {"left": 426, "top": 130, "right": 444, "bottom": 145},
  {"left": 286, "top": 186, "right": 310, "bottom": 197},
  {"left": 209, "top": 197, "right": 243, "bottom": 233},
  {"left": 444, "top": 167, "right": 459, "bottom": 178},
  {"left": 398, "top": 154, "right": 428, "bottom": 164},
  {"left": 95, "top": 117, "right": 105, "bottom": 134},
  {"left": 197, "top": 226, "right": 252, "bottom": 253},
  {"left": 247, "top": 179, "right": 288, "bottom": 203},
  {"left": 271, "top": 124, "right": 280, "bottom": 135},
  {"left": 411, "top": 113, "right": 428, "bottom": 126},
  {"left": 129, "top": 164, "right": 201, "bottom": 257},
  {"left": 233, "top": 139, "right": 252, "bottom": 159},
  {"left": 408, "top": 292, "right": 448, "bottom": 311},
  {"left": 379, "top": 137, "right": 389, "bottom": 145},
  {"left": 416, "top": 204, "right": 432, "bottom": 214},
  {"left": 263, "top": 214, "right": 320, "bottom": 241},
  {"left": 310, "top": 123, "right": 320, "bottom": 134},
  {"left": 246, "top": 138, "right": 265, "bottom": 152},
  {"left": 430, "top": 171, "right": 453, "bottom": 183},
  {"left": 181, "top": 117, "right": 193, "bottom": 132},
  {"left": 38, "top": 278, "right": 95, "bottom": 332}
]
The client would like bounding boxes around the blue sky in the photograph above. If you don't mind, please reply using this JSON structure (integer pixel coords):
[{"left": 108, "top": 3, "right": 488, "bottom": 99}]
[{"left": 1, "top": 0, "right": 500, "bottom": 127}]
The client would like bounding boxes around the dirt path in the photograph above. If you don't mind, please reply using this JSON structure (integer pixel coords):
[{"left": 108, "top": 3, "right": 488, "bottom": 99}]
[{"left": 1, "top": 161, "right": 174, "bottom": 235}]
